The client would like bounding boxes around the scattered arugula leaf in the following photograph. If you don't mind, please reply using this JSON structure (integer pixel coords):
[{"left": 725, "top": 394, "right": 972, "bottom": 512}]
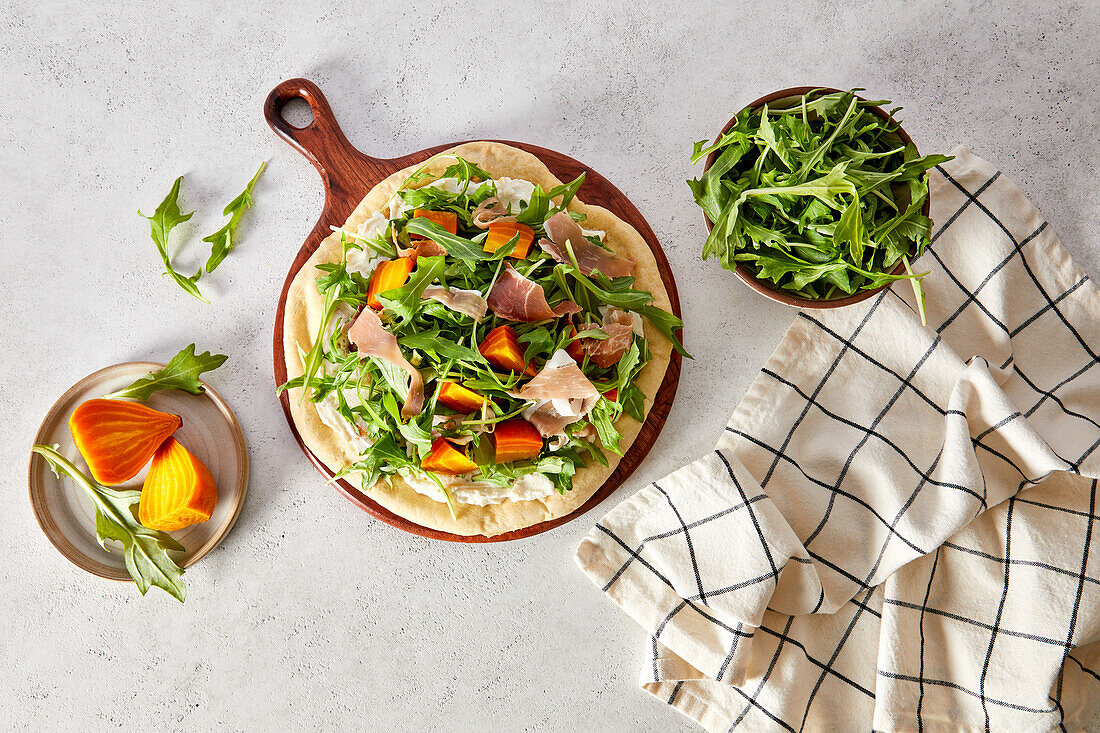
[
  {"left": 139, "top": 176, "right": 206, "bottom": 303},
  {"left": 32, "top": 445, "right": 186, "bottom": 601},
  {"left": 204, "top": 161, "right": 267, "bottom": 272},
  {"left": 399, "top": 330, "right": 484, "bottom": 363},
  {"left": 102, "top": 344, "right": 228, "bottom": 400}
]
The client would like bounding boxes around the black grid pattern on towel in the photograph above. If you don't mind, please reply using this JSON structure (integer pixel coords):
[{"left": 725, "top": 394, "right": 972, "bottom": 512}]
[{"left": 589, "top": 159, "right": 1100, "bottom": 732}]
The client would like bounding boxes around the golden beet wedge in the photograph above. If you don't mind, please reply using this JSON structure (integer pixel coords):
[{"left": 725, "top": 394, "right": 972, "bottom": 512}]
[
  {"left": 493, "top": 419, "right": 543, "bottom": 463},
  {"left": 421, "top": 437, "right": 478, "bottom": 475},
  {"left": 437, "top": 382, "right": 487, "bottom": 413},
  {"left": 139, "top": 437, "right": 218, "bottom": 531},
  {"left": 68, "top": 398, "right": 183, "bottom": 485},
  {"left": 483, "top": 221, "right": 535, "bottom": 259},
  {"left": 478, "top": 325, "right": 536, "bottom": 376}
]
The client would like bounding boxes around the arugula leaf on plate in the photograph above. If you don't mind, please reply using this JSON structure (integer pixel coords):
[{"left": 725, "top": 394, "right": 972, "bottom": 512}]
[
  {"left": 102, "top": 344, "right": 228, "bottom": 400},
  {"left": 204, "top": 161, "right": 267, "bottom": 272},
  {"left": 32, "top": 445, "right": 187, "bottom": 602},
  {"left": 139, "top": 176, "right": 206, "bottom": 303},
  {"left": 588, "top": 398, "right": 623, "bottom": 455}
]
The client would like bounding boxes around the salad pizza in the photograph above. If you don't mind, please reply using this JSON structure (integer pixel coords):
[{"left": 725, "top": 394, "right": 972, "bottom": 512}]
[{"left": 281, "top": 142, "right": 686, "bottom": 537}]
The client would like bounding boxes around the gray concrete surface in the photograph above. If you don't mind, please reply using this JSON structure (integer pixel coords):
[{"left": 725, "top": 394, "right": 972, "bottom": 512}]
[{"left": 1, "top": 1, "right": 1097, "bottom": 731}]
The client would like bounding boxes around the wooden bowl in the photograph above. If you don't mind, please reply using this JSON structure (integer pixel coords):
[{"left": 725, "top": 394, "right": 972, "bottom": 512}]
[
  {"left": 264, "top": 78, "right": 682, "bottom": 542},
  {"left": 28, "top": 362, "right": 249, "bottom": 581},
  {"left": 702, "top": 86, "right": 929, "bottom": 309}
]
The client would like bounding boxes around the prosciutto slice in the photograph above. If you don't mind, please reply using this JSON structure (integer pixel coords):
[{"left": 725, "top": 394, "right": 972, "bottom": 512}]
[
  {"left": 487, "top": 263, "right": 581, "bottom": 322},
  {"left": 512, "top": 350, "right": 600, "bottom": 436},
  {"left": 541, "top": 211, "right": 634, "bottom": 278},
  {"left": 397, "top": 239, "right": 448, "bottom": 259},
  {"left": 347, "top": 307, "right": 424, "bottom": 419},
  {"left": 471, "top": 197, "right": 517, "bottom": 229},
  {"left": 421, "top": 285, "right": 488, "bottom": 322},
  {"left": 579, "top": 308, "right": 638, "bottom": 368}
]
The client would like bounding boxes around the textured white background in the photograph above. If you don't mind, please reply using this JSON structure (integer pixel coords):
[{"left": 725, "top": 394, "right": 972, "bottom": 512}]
[{"left": 1, "top": 1, "right": 1097, "bottom": 731}]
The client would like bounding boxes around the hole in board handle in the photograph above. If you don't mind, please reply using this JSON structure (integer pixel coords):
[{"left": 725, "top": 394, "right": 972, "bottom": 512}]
[{"left": 280, "top": 97, "right": 314, "bottom": 130}]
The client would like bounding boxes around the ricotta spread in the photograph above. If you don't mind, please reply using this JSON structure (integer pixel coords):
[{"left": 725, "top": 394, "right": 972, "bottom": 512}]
[
  {"left": 400, "top": 470, "right": 556, "bottom": 506},
  {"left": 314, "top": 392, "right": 372, "bottom": 455}
]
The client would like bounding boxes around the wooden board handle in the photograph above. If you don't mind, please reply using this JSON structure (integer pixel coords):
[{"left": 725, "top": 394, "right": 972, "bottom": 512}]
[
  {"left": 264, "top": 78, "right": 398, "bottom": 253},
  {"left": 264, "top": 78, "right": 360, "bottom": 174}
]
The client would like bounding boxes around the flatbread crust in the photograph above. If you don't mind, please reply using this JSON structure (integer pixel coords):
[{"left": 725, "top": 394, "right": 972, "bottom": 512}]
[{"left": 284, "top": 142, "right": 673, "bottom": 536}]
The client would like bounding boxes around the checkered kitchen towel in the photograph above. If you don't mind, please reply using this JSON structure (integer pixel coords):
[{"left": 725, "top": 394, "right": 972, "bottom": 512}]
[{"left": 576, "top": 147, "right": 1100, "bottom": 733}]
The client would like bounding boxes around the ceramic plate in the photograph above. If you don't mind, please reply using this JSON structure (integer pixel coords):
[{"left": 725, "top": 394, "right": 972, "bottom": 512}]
[{"left": 28, "top": 362, "right": 248, "bottom": 581}]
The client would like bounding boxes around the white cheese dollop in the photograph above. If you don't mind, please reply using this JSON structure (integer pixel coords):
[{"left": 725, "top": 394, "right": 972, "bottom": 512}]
[
  {"left": 314, "top": 392, "right": 372, "bottom": 456},
  {"left": 421, "top": 176, "right": 482, "bottom": 195},
  {"left": 494, "top": 177, "right": 536, "bottom": 211},
  {"left": 344, "top": 211, "right": 389, "bottom": 276},
  {"left": 400, "top": 471, "right": 556, "bottom": 506}
]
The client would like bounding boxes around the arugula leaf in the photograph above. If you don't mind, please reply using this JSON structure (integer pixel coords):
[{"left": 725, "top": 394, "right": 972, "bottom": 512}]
[
  {"left": 518, "top": 327, "right": 556, "bottom": 363},
  {"left": 548, "top": 173, "right": 585, "bottom": 210},
  {"left": 400, "top": 329, "right": 484, "bottom": 363},
  {"left": 615, "top": 340, "right": 643, "bottom": 396},
  {"left": 638, "top": 305, "right": 689, "bottom": 358},
  {"left": 619, "top": 382, "right": 646, "bottom": 422},
  {"left": 903, "top": 256, "right": 929, "bottom": 327},
  {"left": 403, "top": 219, "right": 487, "bottom": 263},
  {"left": 588, "top": 399, "right": 623, "bottom": 455},
  {"left": 394, "top": 415, "right": 434, "bottom": 457},
  {"left": 834, "top": 197, "right": 865, "bottom": 263},
  {"left": 204, "top": 161, "right": 266, "bottom": 272},
  {"left": 32, "top": 445, "right": 186, "bottom": 601},
  {"left": 515, "top": 185, "right": 551, "bottom": 226},
  {"left": 757, "top": 106, "right": 793, "bottom": 170},
  {"left": 565, "top": 266, "right": 652, "bottom": 310},
  {"left": 139, "top": 176, "right": 206, "bottom": 303},
  {"left": 736, "top": 162, "right": 857, "bottom": 211},
  {"left": 102, "top": 344, "right": 228, "bottom": 400},
  {"left": 439, "top": 159, "right": 492, "bottom": 191},
  {"left": 377, "top": 255, "right": 447, "bottom": 322}
]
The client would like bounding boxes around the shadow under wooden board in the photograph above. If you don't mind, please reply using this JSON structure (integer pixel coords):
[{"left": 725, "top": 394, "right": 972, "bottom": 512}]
[{"left": 265, "top": 77, "right": 682, "bottom": 542}]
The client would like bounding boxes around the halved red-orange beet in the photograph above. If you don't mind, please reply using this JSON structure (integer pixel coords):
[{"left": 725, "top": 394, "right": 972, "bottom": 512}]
[{"left": 68, "top": 399, "right": 182, "bottom": 485}]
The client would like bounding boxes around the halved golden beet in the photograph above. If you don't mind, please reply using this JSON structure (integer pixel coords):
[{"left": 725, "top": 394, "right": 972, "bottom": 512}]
[{"left": 139, "top": 437, "right": 217, "bottom": 531}]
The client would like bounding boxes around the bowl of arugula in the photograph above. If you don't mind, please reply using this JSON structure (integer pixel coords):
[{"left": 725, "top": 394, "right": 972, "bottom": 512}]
[{"left": 689, "top": 87, "right": 952, "bottom": 319}]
